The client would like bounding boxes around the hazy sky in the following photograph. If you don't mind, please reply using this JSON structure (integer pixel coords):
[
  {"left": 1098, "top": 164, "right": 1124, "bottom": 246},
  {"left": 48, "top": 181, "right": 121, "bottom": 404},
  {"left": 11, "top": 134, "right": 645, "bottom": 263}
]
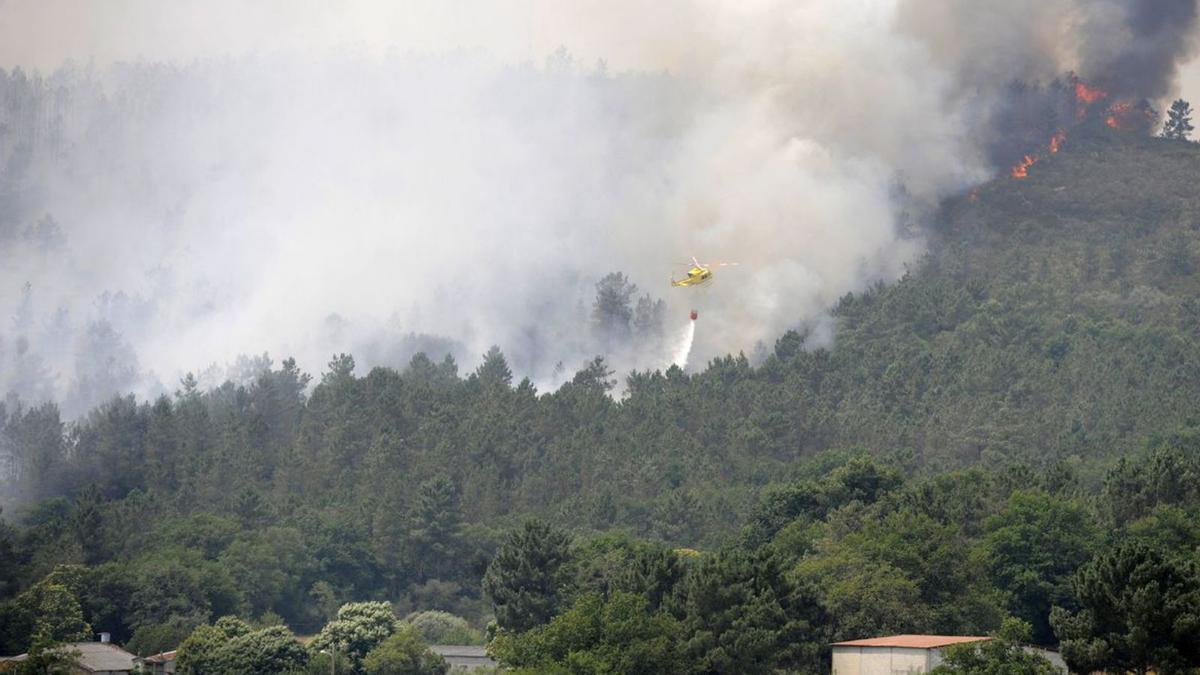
[
  {"left": 0, "top": 1, "right": 702, "bottom": 72},
  {"left": 3, "top": 0, "right": 1196, "bottom": 99}
]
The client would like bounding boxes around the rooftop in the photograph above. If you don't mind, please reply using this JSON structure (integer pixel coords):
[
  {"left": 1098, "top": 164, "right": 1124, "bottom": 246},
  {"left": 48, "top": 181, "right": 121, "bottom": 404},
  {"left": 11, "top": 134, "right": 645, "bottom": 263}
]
[
  {"left": 140, "top": 650, "right": 177, "bottom": 664},
  {"left": 3, "top": 642, "right": 139, "bottom": 671},
  {"left": 832, "top": 635, "right": 991, "bottom": 649},
  {"left": 430, "top": 645, "right": 489, "bottom": 657}
]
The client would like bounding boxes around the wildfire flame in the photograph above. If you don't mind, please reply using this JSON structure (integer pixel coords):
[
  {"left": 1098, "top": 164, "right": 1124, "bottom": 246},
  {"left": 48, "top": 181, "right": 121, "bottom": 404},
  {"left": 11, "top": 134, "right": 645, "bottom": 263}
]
[
  {"left": 1073, "top": 79, "right": 1108, "bottom": 119},
  {"left": 1103, "top": 101, "right": 1149, "bottom": 130},
  {"left": 1009, "top": 76, "right": 1144, "bottom": 180},
  {"left": 1010, "top": 129, "right": 1066, "bottom": 179},
  {"left": 1048, "top": 129, "right": 1065, "bottom": 153},
  {"left": 1011, "top": 154, "right": 1036, "bottom": 179},
  {"left": 1074, "top": 81, "right": 1108, "bottom": 105},
  {"left": 1071, "top": 76, "right": 1149, "bottom": 132}
]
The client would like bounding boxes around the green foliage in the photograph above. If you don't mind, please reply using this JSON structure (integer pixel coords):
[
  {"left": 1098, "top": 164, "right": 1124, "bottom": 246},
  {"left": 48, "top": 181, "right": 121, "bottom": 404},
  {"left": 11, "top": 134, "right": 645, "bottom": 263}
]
[
  {"left": 404, "top": 610, "right": 483, "bottom": 645},
  {"left": 982, "top": 491, "right": 1097, "bottom": 644},
  {"left": 10, "top": 638, "right": 82, "bottom": 675},
  {"left": 1162, "top": 99, "right": 1194, "bottom": 141},
  {"left": 0, "top": 580, "right": 91, "bottom": 652},
  {"left": 215, "top": 624, "right": 309, "bottom": 674},
  {"left": 1101, "top": 427, "right": 1200, "bottom": 525},
  {"left": 5, "top": 135, "right": 1200, "bottom": 672},
  {"left": 126, "top": 615, "right": 200, "bottom": 656},
  {"left": 309, "top": 601, "right": 399, "bottom": 669},
  {"left": 127, "top": 548, "right": 244, "bottom": 629},
  {"left": 406, "top": 476, "right": 466, "bottom": 585},
  {"left": 744, "top": 456, "right": 903, "bottom": 546},
  {"left": 176, "top": 617, "right": 306, "bottom": 675},
  {"left": 931, "top": 618, "right": 1059, "bottom": 674},
  {"left": 571, "top": 534, "right": 685, "bottom": 613},
  {"left": 219, "top": 526, "right": 312, "bottom": 620},
  {"left": 1051, "top": 541, "right": 1200, "bottom": 674},
  {"left": 176, "top": 617, "right": 249, "bottom": 675},
  {"left": 678, "top": 548, "right": 825, "bottom": 674},
  {"left": 592, "top": 272, "right": 638, "bottom": 345},
  {"left": 362, "top": 624, "right": 448, "bottom": 675},
  {"left": 490, "top": 592, "right": 682, "bottom": 675},
  {"left": 482, "top": 520, "right": 574, "bottom": 632},
  {"left": 798, "top": 508, "right": 1003, "bottom": 640}
]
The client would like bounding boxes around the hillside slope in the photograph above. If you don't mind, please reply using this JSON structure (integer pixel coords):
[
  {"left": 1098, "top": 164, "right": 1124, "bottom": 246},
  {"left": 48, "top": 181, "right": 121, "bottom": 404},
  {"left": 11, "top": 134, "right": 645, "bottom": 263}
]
[
  {"left": 809, "top": 131, "right": 1200, "bottom": 473},
  {"left": 3, "top": 131, "right": 1200, "bottom": 648}
]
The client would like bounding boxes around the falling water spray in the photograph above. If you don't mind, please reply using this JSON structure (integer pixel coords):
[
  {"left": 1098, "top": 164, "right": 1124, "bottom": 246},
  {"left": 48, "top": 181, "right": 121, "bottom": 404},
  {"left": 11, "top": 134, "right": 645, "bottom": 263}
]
[{"left": 672, "top": 319, "right": 697, "bottom": 370}]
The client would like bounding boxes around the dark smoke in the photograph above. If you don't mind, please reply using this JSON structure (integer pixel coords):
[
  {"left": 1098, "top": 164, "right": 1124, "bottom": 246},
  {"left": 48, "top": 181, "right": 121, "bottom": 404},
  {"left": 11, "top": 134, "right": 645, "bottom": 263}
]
[
  {"left": 898, "top": 0, "right": 1200, "bottom": 168},
  {"left": 1087, "top": 0, "right": 1200, "bottom": 100}
]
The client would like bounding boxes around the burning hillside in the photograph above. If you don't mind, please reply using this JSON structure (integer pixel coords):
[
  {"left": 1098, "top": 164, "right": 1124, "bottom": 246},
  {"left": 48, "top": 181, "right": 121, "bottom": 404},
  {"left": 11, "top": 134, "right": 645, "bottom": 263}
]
[{"left": 1005, "top": 74, "right": 1163, "bottom": 179}]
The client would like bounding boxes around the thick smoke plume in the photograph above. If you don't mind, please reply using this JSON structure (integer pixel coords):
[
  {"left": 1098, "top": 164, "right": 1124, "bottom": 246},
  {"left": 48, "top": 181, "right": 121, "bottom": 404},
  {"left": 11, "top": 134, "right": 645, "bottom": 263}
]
[{"left": 0, "top": 0, "right": 1197, "bottom": 414}]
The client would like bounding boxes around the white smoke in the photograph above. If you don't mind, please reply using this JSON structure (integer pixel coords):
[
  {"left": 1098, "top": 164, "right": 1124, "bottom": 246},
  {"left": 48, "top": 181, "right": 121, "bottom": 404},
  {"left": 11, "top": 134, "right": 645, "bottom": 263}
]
[{"left": 0, "top": 0, "right": 1194, "bottom": 412}]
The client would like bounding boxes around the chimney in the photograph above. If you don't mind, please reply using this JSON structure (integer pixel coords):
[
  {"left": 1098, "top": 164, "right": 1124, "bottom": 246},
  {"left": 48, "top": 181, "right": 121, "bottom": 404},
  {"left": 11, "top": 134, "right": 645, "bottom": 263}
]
[{"left": 99, "top": 632, "right": 111, "bottom": 644}]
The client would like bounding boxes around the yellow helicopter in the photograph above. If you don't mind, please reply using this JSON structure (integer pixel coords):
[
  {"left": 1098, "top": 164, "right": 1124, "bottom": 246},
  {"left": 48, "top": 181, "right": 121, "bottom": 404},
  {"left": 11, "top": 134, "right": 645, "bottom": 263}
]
[{"left": 671, "top": 257, "right": 738, "bottom": 288}]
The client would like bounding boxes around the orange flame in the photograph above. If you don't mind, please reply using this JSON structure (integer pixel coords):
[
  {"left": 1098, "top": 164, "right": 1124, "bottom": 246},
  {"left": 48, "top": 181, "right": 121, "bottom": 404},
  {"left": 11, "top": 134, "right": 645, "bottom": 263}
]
[
  {"left": 1048, "top": 129, "right": 1066, "bottom": 153},
  {"left": 1011, "top": 154, "right": 1036, "bottom": 179},
  {"left": 1104, "top": 101, "right": 1139, "bottom": 130},
  {"left": 1010, "top": 129, "right": 1066, "bottom": 179},
  {"left": 1073, "top": 80, "right": 1108, "bottom": 119},
  {"left": 1074, "top": 82, "right": 1108, "bottom": 105}
]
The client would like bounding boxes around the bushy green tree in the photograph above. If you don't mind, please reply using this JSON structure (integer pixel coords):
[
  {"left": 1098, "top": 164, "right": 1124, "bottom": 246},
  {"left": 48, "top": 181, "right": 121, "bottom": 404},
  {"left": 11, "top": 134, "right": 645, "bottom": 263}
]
[
  {"left": 175, "top": 617, "right": 306, "bottom": 675},
  {"left": 1051, "top": 542, "right": 1200, "bottom": 674},
  {"left": 0, "top": 580, "right": 91, "bottom": 653},
  {"left": 218, "top": 526, "right": 312, "bottom": 620},
  {"left": 572, "top": 534, "right": 685, "bottom": 613},
  {"left": 10, "top": 638, "right": 82, "bottom": 675},
  {"left": 126, "top": 615, "right": 199, "bottom": 656},
  {"left": 128, "top": 549, "right": 245, "bottom": 629},
  {"left": 362, "top": 624, "right": 448, "bottom": 675},
  {"left": 407, "top": 476, "right": 465, "bottom": 584},
  {"left": 482, "top": 520, "right": 573, "bottom": 632},
  {"left": 1162, "top": 99, "right": 1194, "bottom": 140},
  {"left": 215, "top": 624, "right": 309, "bottom": 674},
  {"left": 404, "top": 610, "right": 482, "bottom": 645},
  {"left": 310, "top": 601, "right": 399, "bottom": 669},
  {"left": 176, "top": 616, "right": 251, "bottom": 674},
  {"left": 798, "top": 509, "right": 1003, "bottom": 639},
  {"left": 931, "top": 618, "right": 1059, "bottom": 675},
  {"left": 679, "top": 548, "right": 825, "bottom": 674},
  {"left": 490, "top": 592, "right": 682, "bottom": 675},
  {"left": 982, "top": 491, "right": 1096, "bottom": 644},
  {"left": 744, "top": 457, "right": 903, "bottom": 545},
  {"left": 591, "top": 272, "right": 638, "bottom": 345}
]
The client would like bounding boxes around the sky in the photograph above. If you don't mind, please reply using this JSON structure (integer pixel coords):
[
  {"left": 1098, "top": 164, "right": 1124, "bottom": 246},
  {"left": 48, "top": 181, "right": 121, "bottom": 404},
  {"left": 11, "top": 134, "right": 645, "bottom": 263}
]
[{"left": 3, "top": 0, "right": 1196, "bottom": 99}]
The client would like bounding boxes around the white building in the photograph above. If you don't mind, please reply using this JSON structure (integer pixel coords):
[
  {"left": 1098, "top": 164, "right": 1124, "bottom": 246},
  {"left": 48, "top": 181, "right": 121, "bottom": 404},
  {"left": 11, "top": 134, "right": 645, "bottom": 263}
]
[{"left": 831, "top": 635, "right": 991, "bottom": 674}]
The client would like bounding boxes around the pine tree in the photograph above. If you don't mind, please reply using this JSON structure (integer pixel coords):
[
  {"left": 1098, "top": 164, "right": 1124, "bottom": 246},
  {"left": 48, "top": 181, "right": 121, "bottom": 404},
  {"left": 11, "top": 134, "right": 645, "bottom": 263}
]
[
  {"left": 408, "top": 476, "right": 465, "bottom": 583},
  {"left": 482, "top": 520, "right": 573, "bottom": 632},
  {"left": 679, "top": 547, "right": 826, "bottom": 674},
  {"left": 1162, "top": 99, "right": 1194, "bottom": 140},
  {"left": 592, "top": 272, "right": 637, "bottom": 346},
  {"left": 475, "top": 346, "right": 513, "bottom": 390},
  {"left": 1051, "top": 541, "right": 1200, "bottom": 674}
]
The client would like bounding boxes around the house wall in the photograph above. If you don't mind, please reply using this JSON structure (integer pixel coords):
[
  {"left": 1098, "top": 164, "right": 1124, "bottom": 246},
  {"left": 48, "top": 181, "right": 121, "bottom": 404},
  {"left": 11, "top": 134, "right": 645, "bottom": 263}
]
[{"left": 831, "top": 646, "right": 932, "bottom": 675}]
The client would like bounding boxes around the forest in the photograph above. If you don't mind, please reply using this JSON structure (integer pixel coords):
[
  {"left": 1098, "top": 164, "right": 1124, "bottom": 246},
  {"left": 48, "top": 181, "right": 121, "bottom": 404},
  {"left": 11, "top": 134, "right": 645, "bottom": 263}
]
[{"left": 4, "top": 96, "right": 1200, "bottom": 672}]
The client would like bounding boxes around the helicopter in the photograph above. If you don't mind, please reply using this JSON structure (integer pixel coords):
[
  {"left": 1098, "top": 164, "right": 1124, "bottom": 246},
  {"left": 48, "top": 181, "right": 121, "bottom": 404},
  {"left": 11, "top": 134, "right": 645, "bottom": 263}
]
[
  {"left": 671, "top": 257, "right": 739, "bottom": 320},
  {"left": 671, "top": 257, "right": 738, "bottom": 288}
]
